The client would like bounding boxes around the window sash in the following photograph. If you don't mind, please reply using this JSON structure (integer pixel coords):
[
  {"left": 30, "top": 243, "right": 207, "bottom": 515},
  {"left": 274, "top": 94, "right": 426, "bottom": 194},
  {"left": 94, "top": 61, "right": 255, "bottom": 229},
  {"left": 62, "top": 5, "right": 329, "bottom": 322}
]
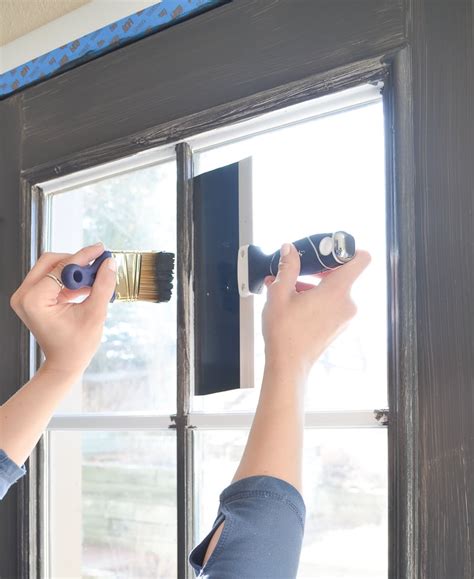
[{"left": 38, "top": 86, "right": 389, "bottom": 579}]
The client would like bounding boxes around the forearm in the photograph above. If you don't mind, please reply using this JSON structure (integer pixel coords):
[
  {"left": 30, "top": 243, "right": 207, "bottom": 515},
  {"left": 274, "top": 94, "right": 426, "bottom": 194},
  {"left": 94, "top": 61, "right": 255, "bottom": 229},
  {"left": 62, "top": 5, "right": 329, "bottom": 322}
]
[
  {"left": 203, "top": 360, "right": 308, "bottom": 566},
  {"left": 0, "top": 364, "right": 78, "bottom": 466},
  {"left": 232, "top": 358, "right": 308, "bottom": 493}
]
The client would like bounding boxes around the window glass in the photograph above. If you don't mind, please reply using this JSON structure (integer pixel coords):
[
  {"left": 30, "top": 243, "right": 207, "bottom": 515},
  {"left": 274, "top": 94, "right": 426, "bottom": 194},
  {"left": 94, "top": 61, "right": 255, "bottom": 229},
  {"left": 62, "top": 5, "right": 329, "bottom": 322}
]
[
  {"left": 49, "top": 161, "right": 177, "bottom": 413},
  {"left": 194, "top": 428, "right": 387, "bottom": 578},
  {"left": 192, "top": 102, "right": 386, "bottom": 412},
  {"left": 49, "top": 431, "right": 177, "bottom": 578}
]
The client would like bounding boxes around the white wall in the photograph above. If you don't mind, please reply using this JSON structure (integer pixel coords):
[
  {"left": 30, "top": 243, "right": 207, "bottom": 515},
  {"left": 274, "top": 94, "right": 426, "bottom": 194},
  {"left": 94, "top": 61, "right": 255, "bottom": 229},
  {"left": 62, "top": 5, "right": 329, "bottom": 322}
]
[{"left": 0, "top": 0, "right": 160, "bottom": 74}]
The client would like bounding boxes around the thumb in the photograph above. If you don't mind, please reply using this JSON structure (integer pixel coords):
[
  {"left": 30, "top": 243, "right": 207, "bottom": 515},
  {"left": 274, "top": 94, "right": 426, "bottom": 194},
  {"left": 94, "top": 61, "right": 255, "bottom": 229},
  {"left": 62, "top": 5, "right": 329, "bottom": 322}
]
[
  {"left": 82, "top": 257, "right": 117, "bottom": 317},
  {"left": 270, "top": 243, "right": 300, "bottom": 298}
]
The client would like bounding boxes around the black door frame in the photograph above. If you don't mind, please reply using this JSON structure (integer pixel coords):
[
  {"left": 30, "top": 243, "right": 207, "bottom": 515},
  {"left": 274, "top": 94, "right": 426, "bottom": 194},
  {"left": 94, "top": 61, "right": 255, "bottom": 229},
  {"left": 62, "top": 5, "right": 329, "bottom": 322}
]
[{"left": 1, "top": 1, "right": 473, "bottom": 577}]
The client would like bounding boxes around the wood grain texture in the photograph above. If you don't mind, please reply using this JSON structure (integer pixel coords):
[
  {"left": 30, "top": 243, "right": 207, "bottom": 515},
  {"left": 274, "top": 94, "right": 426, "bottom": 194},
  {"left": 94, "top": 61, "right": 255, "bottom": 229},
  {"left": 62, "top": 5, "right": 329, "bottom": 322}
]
[
  {"left": 20, "top": 0, "right": 405, "bottom": 170},
  {"left": 23, "top": 56, "right": 387, "bottom": 186},
  {"left": 408, "top": 0, "right": 474, "bottom": 577},
  {"left": 175, "top": 142, "right": 195, "bottom": 578},
  {"left": 386, "top": 48, "right": 420, "bottom": 579},
  {"left": 0, "top": 95, "right": 25, "bottom": 579}
]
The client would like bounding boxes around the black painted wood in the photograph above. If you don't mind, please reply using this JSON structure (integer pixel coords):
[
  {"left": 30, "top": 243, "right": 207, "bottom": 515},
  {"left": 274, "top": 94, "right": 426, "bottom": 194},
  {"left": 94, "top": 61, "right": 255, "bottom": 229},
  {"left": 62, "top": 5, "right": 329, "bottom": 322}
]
[
  {"left": 408, "top": 1, "right": 474, "bottom": 577},
  {"left": 175, "top": 142, "right": 195, "bottom": 578},
  {"left": 386, "top": 49, "right": 419, "bottom": 579},
  {"left": 0, "top": 95, "right": 26, "bottom": 579},
  {"left": 19, "top": 0, "right": 405, "bottom": 171},
  {"left": 22, "top": 56, "right": 386, "bottom": 185}
]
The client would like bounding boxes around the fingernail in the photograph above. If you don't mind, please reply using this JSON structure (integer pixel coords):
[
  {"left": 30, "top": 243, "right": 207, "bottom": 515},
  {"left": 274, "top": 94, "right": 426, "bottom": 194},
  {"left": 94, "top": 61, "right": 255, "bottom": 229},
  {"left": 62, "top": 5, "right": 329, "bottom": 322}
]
[
  {"left": 280, "top": 243, "right": 291, "bottom": 257},
  {"left": 94, "top": 241, "right": 103, "bottom": 247},
  {"left": 108, "top": 257, "right": 116, "bottom": 272}
]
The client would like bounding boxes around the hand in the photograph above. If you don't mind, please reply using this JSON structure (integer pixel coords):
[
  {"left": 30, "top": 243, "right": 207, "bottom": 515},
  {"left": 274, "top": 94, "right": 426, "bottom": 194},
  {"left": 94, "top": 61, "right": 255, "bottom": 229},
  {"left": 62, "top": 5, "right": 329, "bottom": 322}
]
[
  {"left": 10, "top": 243, "right": 116, "bottom": 377},
  {"left": 262, "top": 243, "right": 371, "bottom": 377}
]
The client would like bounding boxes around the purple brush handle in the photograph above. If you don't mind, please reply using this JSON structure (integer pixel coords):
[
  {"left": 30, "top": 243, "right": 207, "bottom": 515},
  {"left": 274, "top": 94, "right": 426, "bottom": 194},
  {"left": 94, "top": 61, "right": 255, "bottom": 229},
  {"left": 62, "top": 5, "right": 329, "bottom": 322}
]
[{"left": 61, "top": 250, "right": 115, "bottom": 301}]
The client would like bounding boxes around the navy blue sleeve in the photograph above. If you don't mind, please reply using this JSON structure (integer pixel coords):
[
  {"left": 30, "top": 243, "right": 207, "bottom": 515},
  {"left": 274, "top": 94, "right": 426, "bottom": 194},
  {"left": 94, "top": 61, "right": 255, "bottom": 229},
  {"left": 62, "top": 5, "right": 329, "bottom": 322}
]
[
  {"left": 0, "top": 449, "right": 26, "bottom": 500},
  {"left": 189, "top": 475, "right": 306, "bottom": 579}
]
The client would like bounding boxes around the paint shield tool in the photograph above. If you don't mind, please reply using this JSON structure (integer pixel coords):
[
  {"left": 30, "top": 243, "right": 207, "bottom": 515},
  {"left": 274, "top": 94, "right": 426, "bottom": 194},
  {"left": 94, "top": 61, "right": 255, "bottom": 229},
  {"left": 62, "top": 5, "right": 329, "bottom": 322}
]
[{"left": 193, "top": 158, "right": 356, "bottom": 396}]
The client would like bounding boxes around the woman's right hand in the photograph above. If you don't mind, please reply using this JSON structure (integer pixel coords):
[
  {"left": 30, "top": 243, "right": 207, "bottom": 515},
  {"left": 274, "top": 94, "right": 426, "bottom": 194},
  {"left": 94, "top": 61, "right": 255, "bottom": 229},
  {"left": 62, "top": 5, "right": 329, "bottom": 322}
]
[{"left": 262, "top": 243, "right": 371, "bottom": 377}]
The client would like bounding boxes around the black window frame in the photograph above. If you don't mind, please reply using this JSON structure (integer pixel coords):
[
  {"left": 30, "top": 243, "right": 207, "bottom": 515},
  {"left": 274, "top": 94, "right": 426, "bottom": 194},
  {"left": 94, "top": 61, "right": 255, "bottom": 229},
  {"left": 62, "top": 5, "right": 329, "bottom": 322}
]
[{"left": 1, "top": 1, "right": 473, "bottom": 577}]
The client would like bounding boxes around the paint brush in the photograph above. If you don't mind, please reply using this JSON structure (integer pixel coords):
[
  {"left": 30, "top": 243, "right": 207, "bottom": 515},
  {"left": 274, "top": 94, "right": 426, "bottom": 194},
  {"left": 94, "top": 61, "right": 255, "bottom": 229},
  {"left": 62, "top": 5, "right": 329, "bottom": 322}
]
[
  {"left": 238, "top": 231, "right": 355, "bottom": 296},
  {"left": 61, "top": 250, "right": 175, "bottom": 302}
]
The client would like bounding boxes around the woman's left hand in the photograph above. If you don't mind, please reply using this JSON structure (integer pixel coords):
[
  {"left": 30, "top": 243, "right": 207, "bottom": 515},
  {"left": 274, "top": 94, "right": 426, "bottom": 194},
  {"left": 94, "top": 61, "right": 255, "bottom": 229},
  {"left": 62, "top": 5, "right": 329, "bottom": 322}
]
[{"left": 10, "top": 243, "right": 116, "bottom": 377}]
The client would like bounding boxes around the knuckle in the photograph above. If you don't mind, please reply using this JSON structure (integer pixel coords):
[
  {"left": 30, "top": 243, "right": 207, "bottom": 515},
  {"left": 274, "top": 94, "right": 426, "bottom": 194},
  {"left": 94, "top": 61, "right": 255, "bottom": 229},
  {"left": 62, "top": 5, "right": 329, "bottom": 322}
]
[
  {"left": 345, "top": 299, "right": 358, "bottom": 319},
  {"left": 21, "top": 292, "right": 36, "bottom": 314},
  {"left": 10, "top": 291, "right": 20, "bottom": 311},
  {"left": 55, "top": 260, "right": 68, "bottom": 272}
]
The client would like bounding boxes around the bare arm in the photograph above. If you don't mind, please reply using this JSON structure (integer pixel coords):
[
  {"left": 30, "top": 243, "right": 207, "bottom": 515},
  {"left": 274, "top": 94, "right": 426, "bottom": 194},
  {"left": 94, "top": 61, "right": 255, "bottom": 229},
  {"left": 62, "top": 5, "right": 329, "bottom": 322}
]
[
  {"left": 0, "top": 366, "right": 78, "bottom": 466},
  {"left": 0, "top": 243, "right": 116, "bottom": 468},
  {"left": 203, "top": 243, "right": 371, "bottom": 564}
]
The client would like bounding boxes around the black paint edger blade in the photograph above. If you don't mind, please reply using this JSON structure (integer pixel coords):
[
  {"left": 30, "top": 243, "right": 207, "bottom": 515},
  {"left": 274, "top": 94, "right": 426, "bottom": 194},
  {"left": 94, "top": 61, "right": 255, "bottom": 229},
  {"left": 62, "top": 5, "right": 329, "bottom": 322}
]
[{"left": 193, "top": 158, "right": 254, "bottom": 396}]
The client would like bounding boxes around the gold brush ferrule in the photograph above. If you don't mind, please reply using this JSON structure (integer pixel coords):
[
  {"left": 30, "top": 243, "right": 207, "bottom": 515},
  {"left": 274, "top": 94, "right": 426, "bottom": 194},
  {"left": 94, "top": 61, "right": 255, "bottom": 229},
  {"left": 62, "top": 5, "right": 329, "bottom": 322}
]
[{"left": 112, "top": 252, "right": 142, "bottom": 302}]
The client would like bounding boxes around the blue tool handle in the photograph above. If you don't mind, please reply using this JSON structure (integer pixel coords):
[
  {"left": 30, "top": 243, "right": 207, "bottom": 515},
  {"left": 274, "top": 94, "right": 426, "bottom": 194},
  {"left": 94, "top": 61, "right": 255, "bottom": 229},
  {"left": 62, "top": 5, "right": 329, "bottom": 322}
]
[
  {"left": 61, "top": 250, "right": 113, "bottom": 291},
  {"left": 268, "top": 234, "right": 344, "bottom": 276},
  {"left": 247, "top": 232, "right": 356, "bottom": 294}
]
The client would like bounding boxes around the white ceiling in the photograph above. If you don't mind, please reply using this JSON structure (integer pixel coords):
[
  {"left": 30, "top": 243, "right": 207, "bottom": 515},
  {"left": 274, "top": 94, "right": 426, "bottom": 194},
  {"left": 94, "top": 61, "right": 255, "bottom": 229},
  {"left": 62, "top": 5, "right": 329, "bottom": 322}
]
[{"left": 0, "top": 0, "right": 92, "bottom": 46}]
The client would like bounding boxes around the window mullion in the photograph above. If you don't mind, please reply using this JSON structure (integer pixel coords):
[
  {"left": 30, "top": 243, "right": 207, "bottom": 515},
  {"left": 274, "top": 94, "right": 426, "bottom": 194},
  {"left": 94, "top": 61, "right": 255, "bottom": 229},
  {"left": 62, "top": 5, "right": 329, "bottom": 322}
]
[{"left": 175, "top": 142, "right": 195, "bottom": 579}]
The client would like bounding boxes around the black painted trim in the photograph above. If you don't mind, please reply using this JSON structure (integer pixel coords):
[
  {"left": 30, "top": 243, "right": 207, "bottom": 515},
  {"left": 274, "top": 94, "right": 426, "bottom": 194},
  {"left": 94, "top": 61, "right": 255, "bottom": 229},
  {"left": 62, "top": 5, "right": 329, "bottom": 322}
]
[
  {"left": 385, "top": 50, "right": 419, "bottom": 579},
  {"left": 22, "top": 57, "right": 387, "bottom": 184},
  {"left": 176, "top": 142, "right": 196, "bottom": 578},
  {"left": 18, "top": 0, "right": 405, "bottom": 171}
]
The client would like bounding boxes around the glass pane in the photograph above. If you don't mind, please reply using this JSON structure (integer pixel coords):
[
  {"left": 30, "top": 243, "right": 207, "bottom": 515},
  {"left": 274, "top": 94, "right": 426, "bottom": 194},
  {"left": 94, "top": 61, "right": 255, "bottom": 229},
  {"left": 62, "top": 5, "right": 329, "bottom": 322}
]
[
  {"left": 49, "top": 160, "right": 176, "bottom": 413},
  {"left": 49, "top": 430, "right": 177, "bottom": 578},
  {"left": 192, "top": 100, "right": 386, "bottom": 412},
  {"left": 194, "top": 428, "right": 387, "bottom": 578}
]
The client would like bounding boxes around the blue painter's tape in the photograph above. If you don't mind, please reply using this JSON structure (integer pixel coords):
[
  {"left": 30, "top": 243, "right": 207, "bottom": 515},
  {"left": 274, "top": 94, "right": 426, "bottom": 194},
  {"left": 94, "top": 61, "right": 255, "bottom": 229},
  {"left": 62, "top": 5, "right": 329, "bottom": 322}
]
[{"left": 0, "top": 0, "right": 229, "bottom": 99}]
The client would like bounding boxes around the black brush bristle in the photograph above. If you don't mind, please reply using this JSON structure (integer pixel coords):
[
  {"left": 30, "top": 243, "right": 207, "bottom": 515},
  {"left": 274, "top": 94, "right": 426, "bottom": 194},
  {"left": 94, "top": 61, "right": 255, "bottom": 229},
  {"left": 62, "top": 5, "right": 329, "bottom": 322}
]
[
  {"left": 137, "top": 251, "right": 175, "bottom": 303},
  {"left": 154, "top": 252, "right": 174, "bottom": 302}
]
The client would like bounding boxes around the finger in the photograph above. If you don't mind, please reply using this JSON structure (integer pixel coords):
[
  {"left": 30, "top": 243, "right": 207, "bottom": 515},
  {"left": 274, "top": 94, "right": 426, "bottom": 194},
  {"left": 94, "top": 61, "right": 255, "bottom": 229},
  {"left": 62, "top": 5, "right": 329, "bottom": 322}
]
[
  {"left": 264, "top": 276, "right": 276, "bottom": 288},
  {"left": 318, "top": 250, "right": 372, "bottom": 293},
  {"left": 295, "top": 280, "right": 317, "bottom": 293},
  {"left": 269, "top": 243, "right": 301, "bottom": 300},
  {"left": 19, "top": 252, "right": 71, "bottom": 293},
  {"left": 33, "top": 242, "right": 106, "bottom": 303},
  {"left": 56, "top": 287, "right": 92, "bottom": 304},
  {"left": 82, "top": 257, "right": 117, "bottom": 318},
  {"left": 313, "top": 270, "right": 332, "bottom": 278}
]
